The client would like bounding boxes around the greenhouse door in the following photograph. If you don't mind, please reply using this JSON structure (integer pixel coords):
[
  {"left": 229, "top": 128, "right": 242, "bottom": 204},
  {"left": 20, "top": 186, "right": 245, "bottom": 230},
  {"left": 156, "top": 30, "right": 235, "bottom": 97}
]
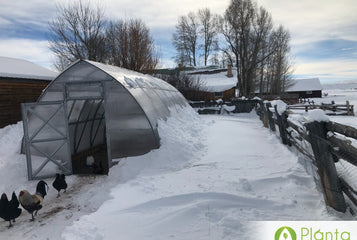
[
  {"left": 65, "top": 81, "right": 110, "bottom": 175},
  {"left": 22, "top": 101, "right": 72, "bottom": 180}
]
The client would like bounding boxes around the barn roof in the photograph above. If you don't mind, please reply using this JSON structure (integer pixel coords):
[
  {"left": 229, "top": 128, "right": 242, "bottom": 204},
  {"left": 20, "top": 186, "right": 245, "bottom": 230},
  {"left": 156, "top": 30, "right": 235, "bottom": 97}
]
[
  {"left": 287, "top": 78, "right": 322, "bottom": 92},
  {"left": 186, "top": 67, "right": 237, "bottom": 92},
  {"left": 0, "top": 56, "right": 57, "bottom": 80}
]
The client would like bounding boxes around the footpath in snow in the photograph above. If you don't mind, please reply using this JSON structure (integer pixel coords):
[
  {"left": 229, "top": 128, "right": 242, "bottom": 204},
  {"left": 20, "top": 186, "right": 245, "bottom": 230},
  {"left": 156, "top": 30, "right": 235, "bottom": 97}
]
[
  {"left": 0, "top": 108, "right": 343, "bottom": 240},
  {"left": 63, "top": 111, "right": 337, "bottom": 240}
]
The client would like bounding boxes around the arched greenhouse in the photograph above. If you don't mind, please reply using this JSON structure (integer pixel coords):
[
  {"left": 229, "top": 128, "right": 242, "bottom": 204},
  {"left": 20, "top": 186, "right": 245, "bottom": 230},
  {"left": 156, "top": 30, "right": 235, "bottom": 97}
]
[{"left": 21, "top": 60, "right": 188, "bottom": 180}]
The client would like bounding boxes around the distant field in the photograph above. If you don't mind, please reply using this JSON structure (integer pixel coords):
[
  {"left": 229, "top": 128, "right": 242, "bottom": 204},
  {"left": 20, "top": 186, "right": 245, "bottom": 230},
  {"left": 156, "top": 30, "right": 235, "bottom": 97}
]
[{"left": 310, "top": 82, "right": 357, "bottom": 126}]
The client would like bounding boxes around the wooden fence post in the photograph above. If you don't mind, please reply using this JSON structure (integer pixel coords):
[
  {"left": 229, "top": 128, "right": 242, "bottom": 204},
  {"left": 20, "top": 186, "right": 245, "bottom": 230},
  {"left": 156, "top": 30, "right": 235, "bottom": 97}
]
[
  {"left": 282, "top": 111, "right": 292, "bottom": 146},
  {"left": 346, "top": 101, "right": 350, "bottom": 116},
  {"left": 275, "top": 106, "right": 288, "bottom": 145},
  {"left": 262, "top": 102, "right": 269, "bottom": 128},
  {"left": 258, "top": 101, "right": 264, "bottom": 121},
  {"left": 346, "top": 101, "right": 354, "bottom": 116},
  {"left": 266, "top": 102, "right": 276, "bottom": 132},
  {"left": 306, "top": 121, "right": 347, "bottom": 213}
]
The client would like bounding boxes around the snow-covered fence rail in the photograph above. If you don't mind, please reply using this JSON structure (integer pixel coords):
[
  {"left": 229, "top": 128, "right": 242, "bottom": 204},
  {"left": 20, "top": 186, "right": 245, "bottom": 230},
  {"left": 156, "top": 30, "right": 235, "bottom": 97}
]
[
  {"left": 287, "top": 100, "right": 354, "bottom": 116},
  {"left": 258, "top": 100, "right": 357, "bottom": 213},
  {"left": 189, "top": 99, "right": 259, "bottom": 114}
]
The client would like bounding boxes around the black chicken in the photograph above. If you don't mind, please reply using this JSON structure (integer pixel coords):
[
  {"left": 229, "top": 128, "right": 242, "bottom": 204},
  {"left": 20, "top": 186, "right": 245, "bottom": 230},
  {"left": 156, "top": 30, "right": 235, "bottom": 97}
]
[
  {"left": 9, "top": 191, "right": 20, "bottom": 223},
  {"left": 52, "top": 173, "right": 67, "bottom": 197},
  {"left": 19, "top": 180, "right": 48, "bottom": 221},
  {"left": 0, "top": 193, "right": 22, "bottom": 228}
]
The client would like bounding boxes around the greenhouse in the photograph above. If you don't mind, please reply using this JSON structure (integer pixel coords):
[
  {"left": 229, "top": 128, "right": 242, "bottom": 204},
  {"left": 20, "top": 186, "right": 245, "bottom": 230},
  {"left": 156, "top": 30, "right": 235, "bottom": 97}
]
[{"left": 21, "top": 60, "right": 188, "bottom": 180}]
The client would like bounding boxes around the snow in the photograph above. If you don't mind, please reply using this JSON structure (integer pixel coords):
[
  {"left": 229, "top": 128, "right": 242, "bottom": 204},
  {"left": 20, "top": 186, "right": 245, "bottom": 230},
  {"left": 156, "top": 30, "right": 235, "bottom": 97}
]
[
  {"left": 305, "top": 109, "right": 330, "bottom": 123},
  {"left": 305, "top": 82, "right": 357, "bottom": 122},
  {"left": 222, "top": 104, "right": 235, "bottom": 112},
  {"left": 187, "top": 69, "right": 237, "bottom": 92},
  {"left": 323, "top": 81, "right": 357, "bottom": 90},
  {"left": 0, "top": 56, "right": 57, "bottom": 80},
  {"left": 1, "top": 87, "right": 356, "bottom": 239},
  {"left": 62, "top": 112, "right": 334, "bottom": 240},
  {"left": 270, "top": 100, "right": 287, "bottom": 115},
  {"left": 216, "top": 98, "right": 223, "bottom": 104},
  {"left": 287, "top": 78, "right": 322, "bottom": 92}
]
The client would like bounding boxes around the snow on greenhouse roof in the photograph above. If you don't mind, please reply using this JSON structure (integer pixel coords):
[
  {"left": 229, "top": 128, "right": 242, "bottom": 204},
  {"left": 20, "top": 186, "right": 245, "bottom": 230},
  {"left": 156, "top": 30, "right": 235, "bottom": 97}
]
[
  {"left": 287, "top": 78, "right": 322, "bottom": 92},
  {"left": 186, "top": 67, "right": 237, "bottom": 92},
  {"left": 87, "top": 60, "right": 177, "bottom": 91},
  {"left": 0, "top": 56, "right": 57, "bottom": 80}
]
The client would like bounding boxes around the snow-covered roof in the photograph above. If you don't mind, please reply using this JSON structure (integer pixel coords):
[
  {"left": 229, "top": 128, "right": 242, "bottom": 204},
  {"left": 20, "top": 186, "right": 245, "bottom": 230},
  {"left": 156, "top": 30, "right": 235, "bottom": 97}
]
[
  {"left": 0, "top": 56, "right": 57, "bottom": 80},
  {"left": 187, "top": 68, "right": 237, "bottom": 92},
  {"left": 87, "top": 60, "right": 178, "bottom": 91},
  {"left": 287, "top": 78, "right": 322, "bottom": 92}
]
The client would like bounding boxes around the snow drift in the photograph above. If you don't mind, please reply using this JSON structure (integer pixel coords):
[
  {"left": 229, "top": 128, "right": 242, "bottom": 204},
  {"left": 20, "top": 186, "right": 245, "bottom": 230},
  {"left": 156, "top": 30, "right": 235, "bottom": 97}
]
[{"left": 0, "top": 105, "right": 349, "bottom": 240}]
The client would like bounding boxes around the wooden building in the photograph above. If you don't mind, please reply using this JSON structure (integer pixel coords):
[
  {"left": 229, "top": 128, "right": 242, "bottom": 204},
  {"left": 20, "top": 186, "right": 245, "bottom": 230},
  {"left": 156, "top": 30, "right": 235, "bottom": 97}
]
[
  {"left": 256, "top": 78, "right": 322, "bottom": 103},
  {"left": 186, "top": 66, "right": 237, "bottom": 101},
  {"left": 286, "top": 78, "right": 322, "bottom": 98},
  {"left": 0, "top": 57, "right": 56, "bottom": 128}
]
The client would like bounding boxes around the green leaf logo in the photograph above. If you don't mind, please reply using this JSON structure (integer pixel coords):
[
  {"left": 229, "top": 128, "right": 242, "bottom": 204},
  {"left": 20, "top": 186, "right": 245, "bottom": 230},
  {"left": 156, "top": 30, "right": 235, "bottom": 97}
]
[{"left": 275, "top": 226, "right": 296, "bottom": 240}]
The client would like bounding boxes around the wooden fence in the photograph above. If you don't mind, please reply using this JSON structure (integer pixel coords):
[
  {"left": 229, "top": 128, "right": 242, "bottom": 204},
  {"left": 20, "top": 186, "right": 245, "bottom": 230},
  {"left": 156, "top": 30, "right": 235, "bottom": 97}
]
[
  {"left": 259, "top": 101, "right": 357, "bottom": 213},
  {"left": 287, "top": 100, "right": 354, "bottom": 116}
]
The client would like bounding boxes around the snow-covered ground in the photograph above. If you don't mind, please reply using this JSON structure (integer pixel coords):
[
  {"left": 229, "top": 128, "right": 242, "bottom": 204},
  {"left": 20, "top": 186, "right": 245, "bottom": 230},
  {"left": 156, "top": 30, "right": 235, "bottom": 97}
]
[
  {"left": 295, "top": 83, "right": 357, "bottom": 126},
  {"left": 320, "top": 82, "right": 357, "bottom": 115},
  {"left": 0, "top": 86, "right": 356, "bottom": 239}
]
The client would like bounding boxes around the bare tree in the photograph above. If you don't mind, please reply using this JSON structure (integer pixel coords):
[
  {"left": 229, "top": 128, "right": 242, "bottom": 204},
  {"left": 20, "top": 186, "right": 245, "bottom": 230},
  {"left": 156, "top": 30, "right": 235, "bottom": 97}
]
[
  {"left": 198, "top": 8, "right": 219, "bottom": 66},
  {"left": 172, "top": 20, "right": 190, "bottom": 66},
  {"left": 221, "top": 0, "right": 277, "bottom": 97},
  {"left": 172, "top": 12, "right": 199, "bottom": 67},
  {"left": 128, "top": 19, "right": 159, "bottom": 71},
  {"left": 267, "top": 25, "right": 293, "bottom": 94},
  {"left": 49, "top": 0, "right": 107, "bottom": 71},
  {"left": 221, "top": 0, "right": 255, "bottom": 97},
  {"left": 106, "top": 19, "right": 159, "bottom": 72},
  {"left": 170, "top": 1, "right": 293, "bottom": 97},
  {"left": 49, "top": 1, "right": 158, "bottom": 72}
]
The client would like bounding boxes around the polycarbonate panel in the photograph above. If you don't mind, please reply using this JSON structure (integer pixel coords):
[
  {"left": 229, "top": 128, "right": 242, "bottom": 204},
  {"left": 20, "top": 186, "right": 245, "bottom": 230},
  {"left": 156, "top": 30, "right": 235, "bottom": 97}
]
[
  {"left": 149, "top": 88, "right": 171, "bottom": 116},
  {"left": 160, "top": 90, "right": 177, "bottom": 111},
  {"left": 129, "top": 88, "right": 164, "bottom": 128},
  {"left": 105, "top": 82, "right": 158, "bottom": 158},
  {"left": 40, "top": 91, "right": 64, "bottom": 101},
  {"left": 66, "top": 82, "right": 103, "bottom": 99},
  {"left": 22, "top": 101, "right": 72, "bottom": 179},
  {"left": 26, "top": 104, "right": 67, "bottom": 144},
  {"left": 55, "top": 61, "right": 112, "bottom": 83}
]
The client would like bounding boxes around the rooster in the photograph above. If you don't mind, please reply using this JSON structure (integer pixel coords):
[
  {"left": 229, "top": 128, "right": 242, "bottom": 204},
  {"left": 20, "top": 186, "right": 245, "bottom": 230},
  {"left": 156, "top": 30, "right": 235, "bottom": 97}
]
[
  {"left": 19, "top": 180, "right": 48, "bottom": 221},
  {"left": 0, "top": 193, "right": 22, "bottom": 228},
  {"left": 52, "top": 173, "right": 67, "bottom": 197}
]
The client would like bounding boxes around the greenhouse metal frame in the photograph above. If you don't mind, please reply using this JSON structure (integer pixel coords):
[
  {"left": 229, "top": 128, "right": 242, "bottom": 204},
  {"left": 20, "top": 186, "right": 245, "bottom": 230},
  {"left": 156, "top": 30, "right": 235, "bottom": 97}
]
[{"left": 21, "top": 60, "right": 187, "bottom": 180}]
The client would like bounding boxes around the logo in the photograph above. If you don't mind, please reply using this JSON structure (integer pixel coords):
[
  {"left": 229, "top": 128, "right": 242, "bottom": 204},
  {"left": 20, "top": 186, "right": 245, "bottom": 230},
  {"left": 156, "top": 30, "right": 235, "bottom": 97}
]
[{"left": 275, "top": 226, "right": 297, "bottom": 240}]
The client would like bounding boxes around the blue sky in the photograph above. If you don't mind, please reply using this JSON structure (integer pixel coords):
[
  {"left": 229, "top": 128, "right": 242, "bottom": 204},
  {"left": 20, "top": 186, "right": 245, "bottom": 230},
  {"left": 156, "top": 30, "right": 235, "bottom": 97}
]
[{"left": 0, "top": 0, "right": 356, "bottom": 84}]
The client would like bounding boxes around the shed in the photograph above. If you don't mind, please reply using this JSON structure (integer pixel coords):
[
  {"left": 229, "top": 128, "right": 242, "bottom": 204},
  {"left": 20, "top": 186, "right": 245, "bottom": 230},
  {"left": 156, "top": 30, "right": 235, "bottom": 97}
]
[
  {"left": 21, "top": 60, "right": 188, "bottom": 180},
  {"left": 286, "top": 78, "right": 322, "bottom": 98},
  {"left": 186, "top": 66, "right": 237, "bottom": 101},
  {"left": 0, "top": 56, "right": 57, "bottom": 127}
]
